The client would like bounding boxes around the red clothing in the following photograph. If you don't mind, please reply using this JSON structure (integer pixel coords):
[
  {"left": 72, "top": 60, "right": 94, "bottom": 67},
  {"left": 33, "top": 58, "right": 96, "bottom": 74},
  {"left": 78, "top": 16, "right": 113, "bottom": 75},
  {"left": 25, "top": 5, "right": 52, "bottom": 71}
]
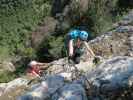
[{"left": 27, "top": 66, "right": 41, "bottom": 76}]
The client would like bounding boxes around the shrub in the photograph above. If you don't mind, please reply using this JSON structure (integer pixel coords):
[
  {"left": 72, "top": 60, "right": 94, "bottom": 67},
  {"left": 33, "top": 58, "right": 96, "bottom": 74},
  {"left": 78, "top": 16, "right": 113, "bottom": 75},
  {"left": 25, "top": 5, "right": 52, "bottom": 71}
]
[
  {"left": 0, "top": 71, "right": 16, "bottom": 83},
  {"left": 37, "top": 35, "right": 66, "bottom": 61},
  {"left": 0, "top": 0, "right": 52, "bottom": 82},
  {"left": 86, "top": 0, "right": 117, "bottom": 35}
]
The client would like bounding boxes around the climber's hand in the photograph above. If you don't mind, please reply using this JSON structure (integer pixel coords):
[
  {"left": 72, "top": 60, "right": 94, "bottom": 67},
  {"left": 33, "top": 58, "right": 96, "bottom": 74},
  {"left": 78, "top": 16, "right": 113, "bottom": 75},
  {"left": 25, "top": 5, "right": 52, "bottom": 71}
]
[
  {"left": 69, "top": 52, "right": 73, "bottom": 57},
  {"left": 68, "top": 56, "right": 74, "bottom": 64},
  {"left": 93, "top": 56, "right": 101, "bottom": 64}
]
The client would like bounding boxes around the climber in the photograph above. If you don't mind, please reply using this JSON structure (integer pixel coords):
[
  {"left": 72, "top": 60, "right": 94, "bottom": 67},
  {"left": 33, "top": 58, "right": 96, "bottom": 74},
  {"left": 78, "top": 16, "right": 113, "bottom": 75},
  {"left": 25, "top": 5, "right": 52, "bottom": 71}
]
[
  {"left": 26, "top": 60, "right": 48, "bottom": 78},
  {"left": 65, "top": 28, "right": 95, "bottom": 64}
]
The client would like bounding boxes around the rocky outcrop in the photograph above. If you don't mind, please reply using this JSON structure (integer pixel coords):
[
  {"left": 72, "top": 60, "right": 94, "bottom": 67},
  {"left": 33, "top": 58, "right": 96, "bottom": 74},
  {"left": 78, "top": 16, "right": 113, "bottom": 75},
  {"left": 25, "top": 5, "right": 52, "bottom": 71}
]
[
  {"left": 0, "top": 57, "right": 94, "bottom": 100},
  {"left": 89, "top": 10, "right": 133, "bottom": 59},
  {"left": 0, "top": 78, "right": 29, "bottom": 100},
  {"left": 86, "top": 56, "right": 133, "bottom": 99},
  {"left": 18, "top": 56, "right": 133, "bottom": 100},
  {"left": 18, "top": 75, "right": 88, "bottom": 100},
  {"left": 45, "top": 57, "right": 94, "bottom": 75}
]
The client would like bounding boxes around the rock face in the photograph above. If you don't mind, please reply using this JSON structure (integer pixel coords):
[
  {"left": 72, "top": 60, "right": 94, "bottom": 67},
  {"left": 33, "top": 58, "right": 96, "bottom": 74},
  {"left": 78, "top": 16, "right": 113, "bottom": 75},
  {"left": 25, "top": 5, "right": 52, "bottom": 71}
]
[
  {"left": 86, "top": 56, "right": 133, "bottom": 99},
  {"left": 18, "top": 56, "right": 133, "bottom": 100},
  {"left": 18, "top": 75, "right": 88, "bottom": 100},
  {"left": 45, "top": 57, "right": 94, "bottom": 75},
  {"left": 89, "top": 10, "right": 133, "bottom": 59},
  {"left": 0, "top": 78, "right": 29, "bottom": 100}
]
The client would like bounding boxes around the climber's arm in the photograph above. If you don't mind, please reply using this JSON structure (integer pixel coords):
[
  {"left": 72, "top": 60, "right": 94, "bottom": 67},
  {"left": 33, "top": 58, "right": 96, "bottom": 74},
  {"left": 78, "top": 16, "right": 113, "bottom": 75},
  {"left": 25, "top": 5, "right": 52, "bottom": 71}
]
[
  {"left": 68, "top": 39, "right": 74, "bottom": 57},
  {"left": 83, "top": 41, "right": 95, "bottom": 57},
  {"left": 31, "top": 71, "right": 41, "bottom": 78},
  {"left": 36, "top": 62, "right": 46, "bottom": 66}
]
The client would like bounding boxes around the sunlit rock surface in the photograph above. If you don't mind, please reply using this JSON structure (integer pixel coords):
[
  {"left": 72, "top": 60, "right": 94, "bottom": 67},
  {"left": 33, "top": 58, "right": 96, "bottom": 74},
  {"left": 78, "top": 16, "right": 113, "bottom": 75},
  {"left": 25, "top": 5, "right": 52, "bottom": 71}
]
[
  {"left": 18, "top": 56, "right": 133, "bottom": 100},
  {"left": 0, "top": 78, "right": 29, "bottom": 100},
  {"left": 86, "top": 56, "right": 133, "bottom": 99},
  {"left": 18, "top": 75, "right": 87, "bottom": 100},
  {"left": 89, "top": 10, "right": 133, "bottom": 59}
]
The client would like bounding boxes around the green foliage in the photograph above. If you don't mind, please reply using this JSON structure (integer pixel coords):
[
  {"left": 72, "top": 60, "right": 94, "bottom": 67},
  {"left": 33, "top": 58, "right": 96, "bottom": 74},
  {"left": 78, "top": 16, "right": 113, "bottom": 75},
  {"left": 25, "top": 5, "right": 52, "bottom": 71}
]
[
  {"left": 0, "top": 46, "right": 10, "bottom": 61},
  {"left": 0, "top": 66, "right": 27, "bottom": 83},
  {"left": 0, "top": 0, "right": 52, "bottom": 16},
  {"left": 37, "top": 35, "right": 65, "bottom": 61},
  {"left": 21, "top": 47, "right": 36, "bottom": 59},
  {"left": 85, "top": 0, "right": 131, "bottom": 36},
  {"left": 14, "top": 63, "right": 27, "bottom": 77},
  {"left": 0, "top": 0, "right": 51, "bottom": 60},
  {"left": 86, "top": 0, "right": 117, "bottom": 35},
  {"left": 0, "top": 0, "right": 52, "bottom": 82},
  {"left": 0, "top": 71, "right": 16, "bottom": 83},
  {"left": 0, "top": 0, "right": 32, "bottom": 16},
  {"left": 49, "top": 36, "right": 65, "bottom": 58}
]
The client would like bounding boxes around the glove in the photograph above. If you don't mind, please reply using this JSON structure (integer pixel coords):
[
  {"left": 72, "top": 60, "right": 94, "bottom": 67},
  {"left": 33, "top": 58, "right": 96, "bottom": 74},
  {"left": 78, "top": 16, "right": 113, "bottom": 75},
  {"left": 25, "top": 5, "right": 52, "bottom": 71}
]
[{"left": 93, "top": 56, "right": 101, "bottom": 64}]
